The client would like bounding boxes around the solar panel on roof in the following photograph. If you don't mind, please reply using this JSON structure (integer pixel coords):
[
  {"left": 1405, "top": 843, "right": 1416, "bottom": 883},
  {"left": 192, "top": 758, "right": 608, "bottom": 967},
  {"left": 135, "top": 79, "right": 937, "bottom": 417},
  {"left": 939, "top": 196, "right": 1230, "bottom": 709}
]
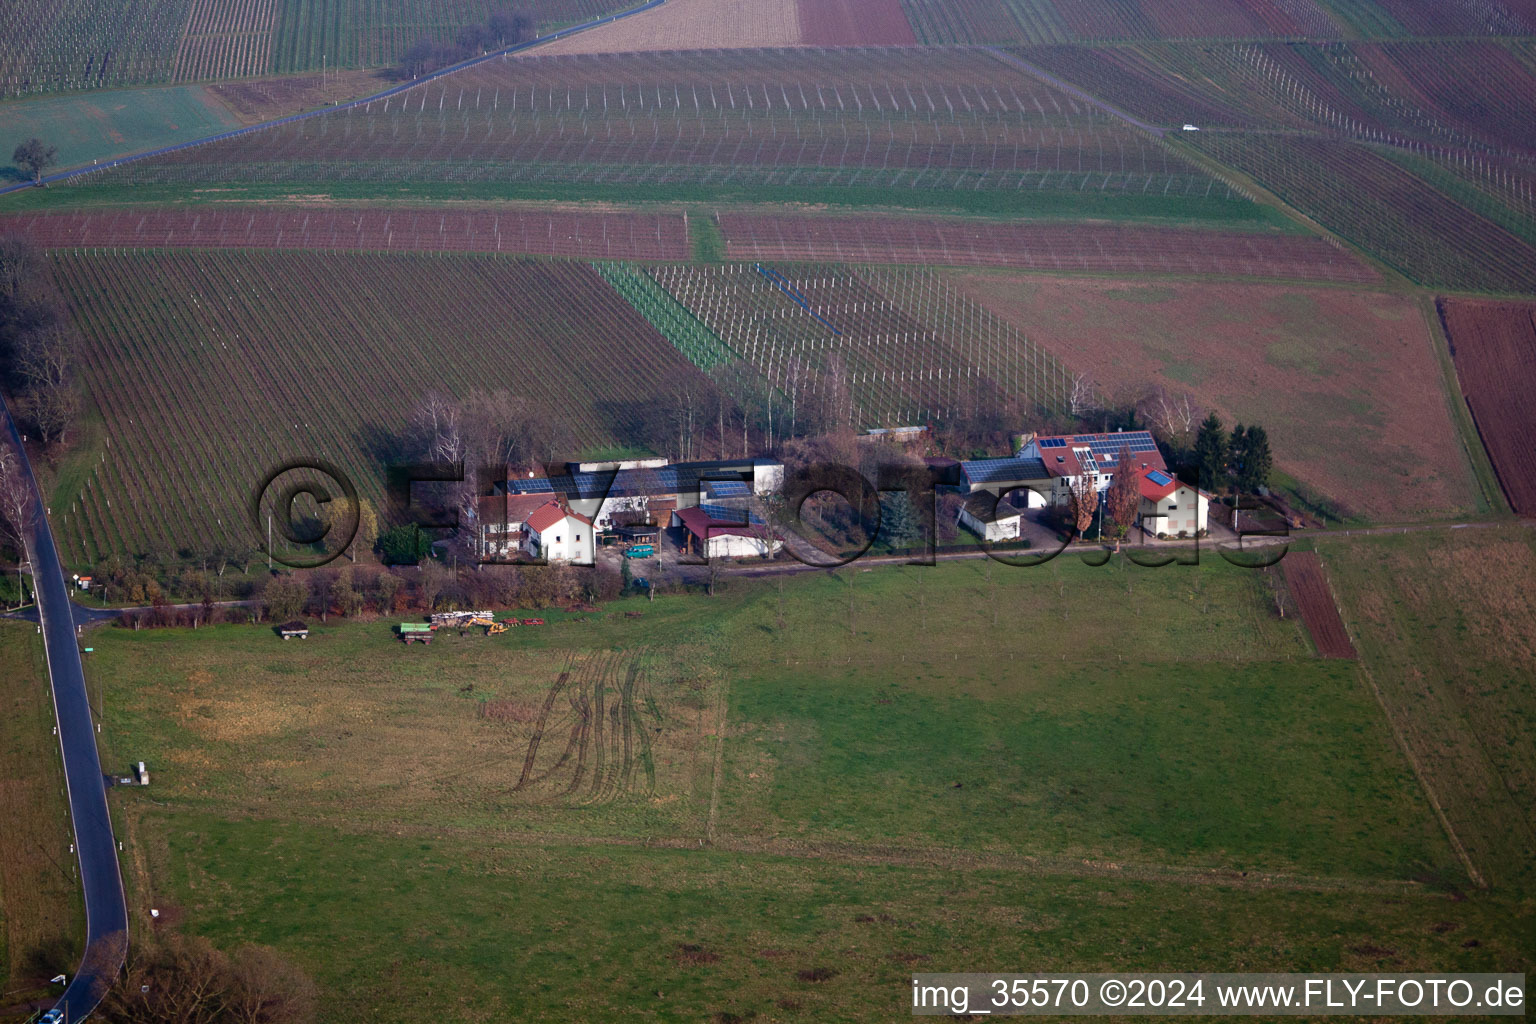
[
  {"left": 1039, "top": 438, "right": 1066, "bottom": 449},
  {"left": 1147, "top": 470, "right": 1174, "bottom": 486}
]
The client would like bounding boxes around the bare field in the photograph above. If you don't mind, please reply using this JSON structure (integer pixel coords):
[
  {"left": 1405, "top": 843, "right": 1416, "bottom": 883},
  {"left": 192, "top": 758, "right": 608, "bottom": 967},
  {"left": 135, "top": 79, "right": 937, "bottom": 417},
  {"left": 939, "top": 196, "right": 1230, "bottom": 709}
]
[
  {"left": 1438, "top": 299, "right": 1536, "bottom": 515},
  {"left": 952, "top": 272, "right": 1476, "bottom": 522},
  {"left": 1282, "top": 552, "right": 1356, "bottom": 659},
  {"left": 531, "top": 0, "right": 801, "bottom": 54}
]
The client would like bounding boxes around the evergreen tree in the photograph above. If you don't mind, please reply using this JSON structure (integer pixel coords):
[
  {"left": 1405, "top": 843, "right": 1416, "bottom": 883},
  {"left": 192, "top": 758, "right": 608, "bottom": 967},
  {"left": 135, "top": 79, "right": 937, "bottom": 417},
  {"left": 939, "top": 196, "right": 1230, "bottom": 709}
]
[
  {"left": 1232, "top": 424, "right": 1273, "bottom": 494},
  {"left": 1192, "top": 412, "right": 1228, "bottom": 493},
  {"left": 878, "top": 491, "right": 922, "bottom": 548}
]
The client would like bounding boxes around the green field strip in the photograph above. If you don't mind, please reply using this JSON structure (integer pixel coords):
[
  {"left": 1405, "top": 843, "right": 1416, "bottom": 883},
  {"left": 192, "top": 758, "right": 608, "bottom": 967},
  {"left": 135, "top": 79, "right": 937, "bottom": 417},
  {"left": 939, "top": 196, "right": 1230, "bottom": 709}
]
[{"left": 595, "top": 262, "right": 738, "bottom": 372}]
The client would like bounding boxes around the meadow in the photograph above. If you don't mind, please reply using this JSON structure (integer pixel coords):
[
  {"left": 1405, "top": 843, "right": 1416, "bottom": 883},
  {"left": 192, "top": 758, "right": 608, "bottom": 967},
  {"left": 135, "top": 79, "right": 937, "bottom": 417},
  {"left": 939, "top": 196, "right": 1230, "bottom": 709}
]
[
  {"left": 0, "top": 622, "right": 84, "bottom": 1002},
  {"left": 83, "top": 553, "right": 1534, "bottom": 1021},
  {"left": 1319, "top": 526, "right": 1536, "bottom": 892},
  {"left": 0, "top": 85, "right": 239, "bottom": 177}
]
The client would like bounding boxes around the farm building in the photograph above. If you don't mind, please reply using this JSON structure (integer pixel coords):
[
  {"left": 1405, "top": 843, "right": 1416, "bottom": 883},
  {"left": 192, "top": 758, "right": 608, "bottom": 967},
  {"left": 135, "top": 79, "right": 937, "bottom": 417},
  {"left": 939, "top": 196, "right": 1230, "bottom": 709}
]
[
  {"left": 473, "top": 493, "right": 565, "bottom": 559},
  {"left": 522, "top": 501, "right": 596, "bottom": 564},
  {"left": 672, "top": 505, "right": 782, "bottom": 560},
  {"left": 1017, "top": 431, "right": 1168, "bottom": 509},
  {"left": 502, "top": 457, "right": 783, "bottom": 531},
  {"left": 958, "top": 456, "right": 1051, "bottom": 506},
  {"left": 958, "top": 494, "right": 1024, "bottom": 542},
  {"left": 1137, "top": 468, "right": 1211, "bottom": 537}
]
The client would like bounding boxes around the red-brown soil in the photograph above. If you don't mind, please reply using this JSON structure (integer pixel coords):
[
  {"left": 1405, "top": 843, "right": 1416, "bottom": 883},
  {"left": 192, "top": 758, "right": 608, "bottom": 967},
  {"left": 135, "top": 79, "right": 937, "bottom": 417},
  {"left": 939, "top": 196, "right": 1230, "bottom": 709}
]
[
  {"left": 3, "top": 207, "right": 690, "bottom": 260},
  {"left": 797, "top": 0, "right": 917, "bottom": 45},
  {"left": 1438, "top": 298, "right": 1536, "bottom": 515},
  {"left": 1282, "top": 551, "right": 1356, "bottom": 659},
  {"left": 717, "top": 213, "right": 1378, "bottom": 284}
]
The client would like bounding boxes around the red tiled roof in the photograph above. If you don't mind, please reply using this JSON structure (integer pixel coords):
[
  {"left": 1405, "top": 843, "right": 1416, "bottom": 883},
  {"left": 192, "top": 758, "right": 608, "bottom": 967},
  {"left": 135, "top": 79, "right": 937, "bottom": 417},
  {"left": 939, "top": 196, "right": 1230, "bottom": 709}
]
[
  {"left": 525, "top": 500, "right": 590, "bottom": 534},
  {"left": 479, "top": 493, "right": 562, "bottom": 527},
  {"left": 1034, "top": 432, "right": 1167, "bottom": 480},
  {"left": 1138, "top": 468, "right": 1180, "bottom": 502}
]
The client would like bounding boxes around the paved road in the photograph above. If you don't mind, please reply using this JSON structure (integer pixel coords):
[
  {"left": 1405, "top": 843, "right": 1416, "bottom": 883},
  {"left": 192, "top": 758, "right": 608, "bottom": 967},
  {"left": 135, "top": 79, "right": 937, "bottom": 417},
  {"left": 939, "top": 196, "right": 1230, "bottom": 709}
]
[{"left": 3, "top": 402, "right": 127, "bottom": 1021}]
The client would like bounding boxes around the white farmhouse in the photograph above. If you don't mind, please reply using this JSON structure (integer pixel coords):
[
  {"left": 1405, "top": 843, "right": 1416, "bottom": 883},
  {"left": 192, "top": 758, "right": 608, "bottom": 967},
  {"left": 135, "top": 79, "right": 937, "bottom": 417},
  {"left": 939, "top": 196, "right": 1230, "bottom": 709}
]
[
  {"left": 522, "top": 500, "right": 596, "bottom": 564},
  {"left": 1136, "top": 468, "right": 1211, "bottom": 537},
  {"left": 957, "top": 493, "right": 1024, "bottom": 542}
]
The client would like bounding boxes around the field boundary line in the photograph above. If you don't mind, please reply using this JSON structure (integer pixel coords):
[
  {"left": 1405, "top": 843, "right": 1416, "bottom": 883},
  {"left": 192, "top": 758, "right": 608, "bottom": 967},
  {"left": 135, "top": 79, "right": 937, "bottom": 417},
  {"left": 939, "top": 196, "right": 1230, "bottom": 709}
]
[
  {"left": 1352, "top": 659, "right": 1485, "bottom": 889},
  {"left": 704, "top": 669, "right": 729, "bottom": 845},
  {"left": 303, "top": 815, "right": 1434, "bottom": 896}
]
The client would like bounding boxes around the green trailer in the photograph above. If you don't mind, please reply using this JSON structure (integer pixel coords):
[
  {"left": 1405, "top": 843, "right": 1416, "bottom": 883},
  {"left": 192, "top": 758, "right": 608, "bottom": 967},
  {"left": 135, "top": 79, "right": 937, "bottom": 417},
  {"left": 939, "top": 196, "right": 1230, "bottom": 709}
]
[{"left": 399, "top": 622, "right": 434, "bottom": 644}]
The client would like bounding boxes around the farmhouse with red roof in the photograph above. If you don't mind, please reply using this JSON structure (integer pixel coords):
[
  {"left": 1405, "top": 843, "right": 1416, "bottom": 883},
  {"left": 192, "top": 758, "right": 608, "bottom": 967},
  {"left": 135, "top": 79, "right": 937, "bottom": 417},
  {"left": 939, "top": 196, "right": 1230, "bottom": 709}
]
[
  {"left": 1017, "top": 430, "right": 1210, "bottom": 537},
  {"left": 1135, "top": 466, "right": 1211, "bottom": 538},
  {"left": 522, "top": 500, "right": 595, "bottom": 564}
]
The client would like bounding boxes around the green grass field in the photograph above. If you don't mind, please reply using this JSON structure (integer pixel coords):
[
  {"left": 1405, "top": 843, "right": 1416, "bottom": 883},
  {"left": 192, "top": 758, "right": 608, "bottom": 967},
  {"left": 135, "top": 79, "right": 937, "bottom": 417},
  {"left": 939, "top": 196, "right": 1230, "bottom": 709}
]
[
  {"left": 0, "top": 622, "right": 84, "bottom": 1002},
  {"left": 7, "top": 178, "right": 1296, "bottom": 230},
  {"left": 0, "top": 86, "right": 239, "bottom": 177},
  {"left": 79, "top": 553, "right": 1535, "bottom": 1021},
  {"left": 1320, "top": 526, "right": 1536, "bottom": 891}
]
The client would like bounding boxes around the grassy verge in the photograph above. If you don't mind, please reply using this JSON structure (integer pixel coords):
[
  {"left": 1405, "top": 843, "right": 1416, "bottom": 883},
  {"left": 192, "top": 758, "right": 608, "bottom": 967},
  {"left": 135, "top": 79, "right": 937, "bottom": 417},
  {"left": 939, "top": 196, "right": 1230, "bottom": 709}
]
[
  {"left": 9, "top": 178, "right": 1298, "bottom": 230},
  {"left": 0, "top": 622, "right": 84, "bottom": 1003}
]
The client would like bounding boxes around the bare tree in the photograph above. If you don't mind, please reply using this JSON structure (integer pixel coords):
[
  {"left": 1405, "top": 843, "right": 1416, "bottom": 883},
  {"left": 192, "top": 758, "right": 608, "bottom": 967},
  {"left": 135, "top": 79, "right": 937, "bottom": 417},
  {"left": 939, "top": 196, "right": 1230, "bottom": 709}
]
[
  {"left": 12, "top": 138, "right": 56, "bottom": 185},
  {"left": 0, "top": 450, "right": 35, "bottom": 607},
  {"left": 1140, "top": 386, "right": 1199, "bottom": 450},
  {"left": 12, "top": 323, "right": 75, "bottom": 390},
  {"left": 1068, "top": 372, "right": 1099, "bottom": 419},
  {"left": 18, "top": 383, "right": 79, "bottom": 445},
  {"left": 1105, "top": 442, "right": 1141, "bottom": 550},
  {"left": 1066, "top": 465, "right": 1098, "bottom": 540},
  {"left": 0, "top": 234, "right": 38, "bottom": 299},
  {"left": 97, "top": 934, "right": 315, "bottom": 1024}
]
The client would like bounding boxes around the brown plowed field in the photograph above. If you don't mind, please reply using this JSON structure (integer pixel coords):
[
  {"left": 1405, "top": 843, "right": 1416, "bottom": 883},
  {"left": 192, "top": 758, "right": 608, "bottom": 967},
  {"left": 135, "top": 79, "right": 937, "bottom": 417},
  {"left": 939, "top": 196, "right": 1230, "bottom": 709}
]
[
  {"left": 717, "top": 213, "right": 1378, "bottom": 284},
  {"left": 1282, "top": 552, "right": 1356, "bottom": 659},
  {"left": 953, "top": 273, "right": 1477, "bottom": 521},
  {"left": 3, "top": 208, "right": 690, "bottom": 260},
  {"left": 530, "top": 0, "right": 800, "bottom": 54},
  {"left": 798, "top": 0, "right": 916, "bottom": 45},
  {"left": 1438, "top": 298, "right": 1536, "bottom": 515}
]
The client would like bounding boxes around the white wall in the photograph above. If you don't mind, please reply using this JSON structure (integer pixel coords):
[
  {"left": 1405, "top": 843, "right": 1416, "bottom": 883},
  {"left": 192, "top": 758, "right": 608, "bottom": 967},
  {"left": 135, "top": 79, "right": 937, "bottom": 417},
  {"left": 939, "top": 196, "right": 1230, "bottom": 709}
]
[{"left": 526, "top": 516, "right": 595, "bottom": 564}]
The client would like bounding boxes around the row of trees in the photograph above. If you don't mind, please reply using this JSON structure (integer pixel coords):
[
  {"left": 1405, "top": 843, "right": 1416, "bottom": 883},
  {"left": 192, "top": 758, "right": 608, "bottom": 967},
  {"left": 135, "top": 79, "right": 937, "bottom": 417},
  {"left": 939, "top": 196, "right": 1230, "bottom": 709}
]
[
  {"left": 256, "top": 559, "right": 624, "bottom": 623},
  {"left": 1192, "top": 414, "right": 1274, "bottom": 496},
  {"left": 0, "top": 234, "right": 81, "bottom": 446},
  {"left": 396, "top": 8, "right": 535, "bottom": 78}
]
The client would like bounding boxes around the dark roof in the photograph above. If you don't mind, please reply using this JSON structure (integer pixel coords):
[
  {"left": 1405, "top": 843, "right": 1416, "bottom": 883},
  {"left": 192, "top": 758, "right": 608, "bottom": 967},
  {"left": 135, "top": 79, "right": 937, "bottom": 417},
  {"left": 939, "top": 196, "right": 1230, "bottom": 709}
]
[
  {"left": 676, "top": 505, "right": 773, "bottom": 542},
  {"left": 960, "top": 493, "right": 1022, "bottom": 524},
  {"left": 508, "top": 458, "right": 779, "bottom": 501},
  {"left": 960, "top": 456, "right": 1050, "bottom": 486}
]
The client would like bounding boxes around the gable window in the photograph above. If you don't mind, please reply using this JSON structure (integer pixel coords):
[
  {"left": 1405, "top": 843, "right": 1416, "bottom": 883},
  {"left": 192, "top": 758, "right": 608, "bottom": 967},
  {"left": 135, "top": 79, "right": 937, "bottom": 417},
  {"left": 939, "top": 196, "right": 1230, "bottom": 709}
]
[{"left": 556, "top": 535, "right": 562, "bottom": 544}]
